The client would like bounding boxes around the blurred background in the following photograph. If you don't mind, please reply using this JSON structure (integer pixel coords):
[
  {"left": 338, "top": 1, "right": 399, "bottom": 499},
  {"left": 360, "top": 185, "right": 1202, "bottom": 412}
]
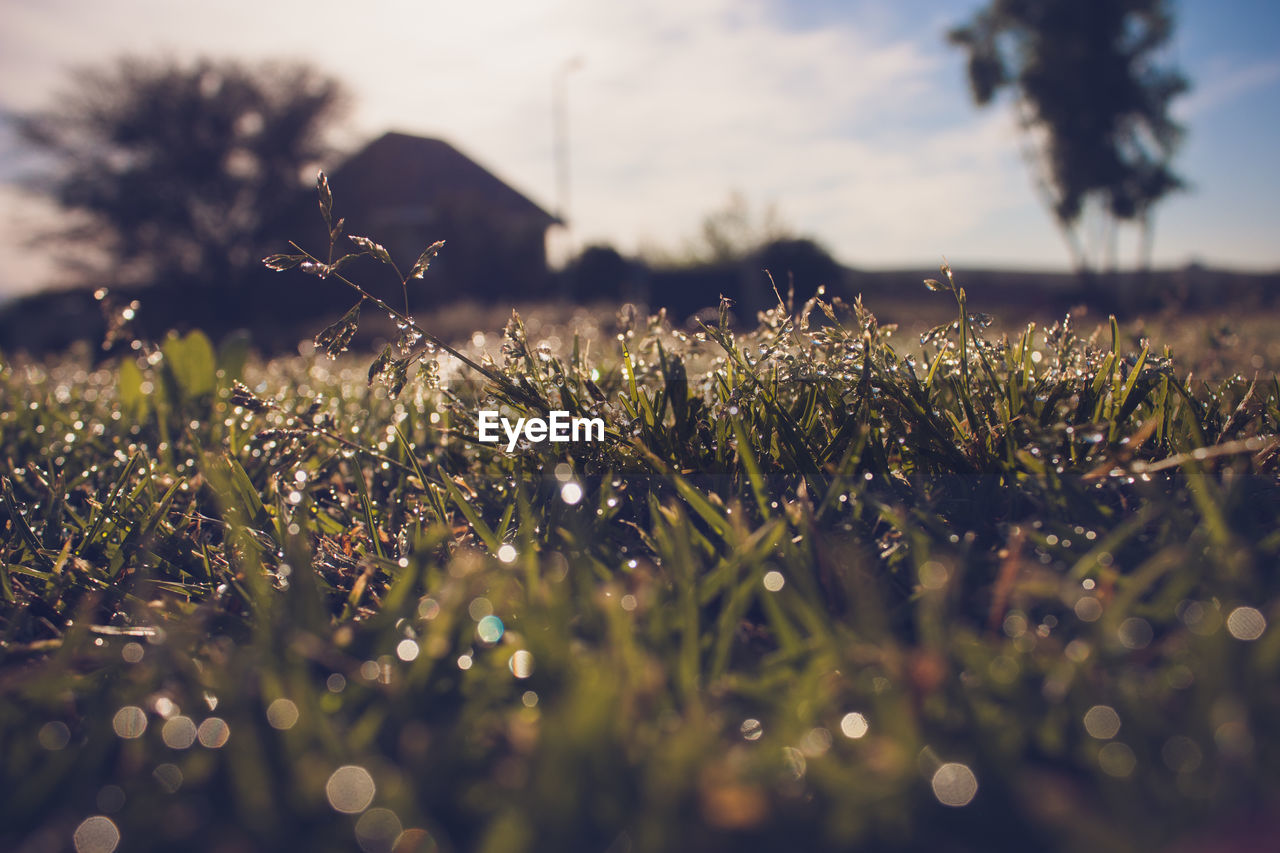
[{"left": 0, "top": 0, "right": 1277, "bottom": 350}]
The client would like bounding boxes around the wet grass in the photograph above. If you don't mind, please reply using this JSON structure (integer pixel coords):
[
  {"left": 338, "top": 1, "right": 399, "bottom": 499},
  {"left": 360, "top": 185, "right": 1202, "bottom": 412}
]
[{"left": 3, "top": 193, "right": 1280, "bottom": 852}]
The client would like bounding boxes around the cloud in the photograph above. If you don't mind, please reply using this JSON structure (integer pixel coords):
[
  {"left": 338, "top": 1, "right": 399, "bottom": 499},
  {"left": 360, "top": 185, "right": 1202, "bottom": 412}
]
[{"left": 428, "top": 0, "right": 1027, "bottom": 263}]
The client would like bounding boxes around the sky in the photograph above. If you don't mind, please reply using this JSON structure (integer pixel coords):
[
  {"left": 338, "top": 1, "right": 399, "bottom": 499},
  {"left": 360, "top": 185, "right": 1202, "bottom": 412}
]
[{"left": 0, "top": 0, "right": 1278, "bottom": 296}]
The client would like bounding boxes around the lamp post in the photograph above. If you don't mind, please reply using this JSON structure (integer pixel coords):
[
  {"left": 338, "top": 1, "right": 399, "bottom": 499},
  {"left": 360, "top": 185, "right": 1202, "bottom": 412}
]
[{"left": 553, "top": 56, "right": 583, "bottom": 227}]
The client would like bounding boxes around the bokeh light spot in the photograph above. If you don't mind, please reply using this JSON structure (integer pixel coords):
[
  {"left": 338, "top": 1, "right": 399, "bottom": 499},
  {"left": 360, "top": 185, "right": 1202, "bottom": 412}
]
[
  {"left": 327, "top": 765, "right": 376, "bottom": 814},
  {"left": 355, "top": 807, "right": 403, "bottom": 853},
  {"left": 1074, "top": 596, "right": 1103, "bottom": 622},
  {"left": 560, "top": 481, "right": 583, "bottom": 505},
  {"left": 73, "top": 816, "right": 120, "bottom": 853},
  {"left": 153, "top": 763, "right": 183, "bottom": 793},
  {"left": 1098, "top": 742, "right": 1137, "bottom": 777},
  {"left": 840, "top": 712, "right": 869, "bottom": 739},
  {"left": 918, "top": 560, "right": 949, "bottom": 590},
  {"left": 112, "top": 706, "right": 147, "bottom": 740},
  {"left": 509, "top": 649, "right": 534, "bottom": 678},
  {"left": 396, "top": 638, "right": 421, "bottom": 661},
  {"left": 267, "top": 698, "right": 300, "bottom": 730},
  {"left": 800, "top": 727, "right": 832, "bottom": 757},
  {"left": 196, "top": 717, "right": 230, "bottom": 748},
  {"left": 393, "top": 828, "right": 438, "bottom": 852},
  {"left": 476, "top": 615, "right": 504, "bottom": 644},
  {"left": 931, "top": 763, "right": 978, "bottom": 807},
  {"left": 38, "top": 720, "right": 71, "bottom": 751},
  {"left": 1226, "top": 606, "right": 1266, "bottom": 641},
  {"left": 1083, "top": 705, "right": 1122, "bottom": 739},
  {"left": 160, "top": 716, "right": 197, "bottom": 749},
  {"left": 781, "top": 746, "right": 807, "bottom": 780},
  {"left": 1118, "top": 617, "right": 1153, "bottom": 650}
]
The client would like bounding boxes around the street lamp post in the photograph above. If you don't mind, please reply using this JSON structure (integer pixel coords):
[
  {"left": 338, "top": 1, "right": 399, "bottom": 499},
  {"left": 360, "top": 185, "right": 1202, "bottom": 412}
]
[{"left": 553, "top": 57, "right": 583, "bottom": 227}]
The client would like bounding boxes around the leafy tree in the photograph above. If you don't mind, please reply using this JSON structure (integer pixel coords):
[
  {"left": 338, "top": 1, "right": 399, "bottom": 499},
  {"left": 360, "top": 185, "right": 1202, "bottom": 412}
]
[
  {"left": 949, "top": 0, "right": 1189, "bottom": 273},
  {"left": 695, "top": 190, "right": 791, "bottom": 266},
  {"left": 17, "top": 56, "right": 346, "bottom": 289},
  {"left": 641, "top": 191, "right": 791, "bottom": 268}
]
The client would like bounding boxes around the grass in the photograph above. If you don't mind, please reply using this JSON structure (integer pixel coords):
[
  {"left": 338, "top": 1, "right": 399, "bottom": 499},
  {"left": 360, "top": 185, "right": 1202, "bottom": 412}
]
[{"left": 2, "top": 185, "right": 1279, "bottom": 853}]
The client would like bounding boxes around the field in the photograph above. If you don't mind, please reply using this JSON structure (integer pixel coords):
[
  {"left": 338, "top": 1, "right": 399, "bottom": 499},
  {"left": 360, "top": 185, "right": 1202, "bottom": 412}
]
[{"left": 3, "top": 216, "right": 1280, "bottom": 852}]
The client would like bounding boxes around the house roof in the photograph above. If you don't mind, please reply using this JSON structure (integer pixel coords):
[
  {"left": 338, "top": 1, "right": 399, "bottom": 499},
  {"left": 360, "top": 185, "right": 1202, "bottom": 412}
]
[{"left": 331, "top": 131, "right": 560, "bottom": 228}]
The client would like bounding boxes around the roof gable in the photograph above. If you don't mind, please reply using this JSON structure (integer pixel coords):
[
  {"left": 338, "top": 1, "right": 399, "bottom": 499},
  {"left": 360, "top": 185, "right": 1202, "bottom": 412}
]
[{"left": 332, "top": 132, "right": 558, "bottom": 227}]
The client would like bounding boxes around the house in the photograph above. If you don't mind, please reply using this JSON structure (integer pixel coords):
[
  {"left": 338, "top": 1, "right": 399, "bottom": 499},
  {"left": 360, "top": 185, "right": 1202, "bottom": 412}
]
[{"left": 317, "top": 131, "right": 561, "bottom": 304}]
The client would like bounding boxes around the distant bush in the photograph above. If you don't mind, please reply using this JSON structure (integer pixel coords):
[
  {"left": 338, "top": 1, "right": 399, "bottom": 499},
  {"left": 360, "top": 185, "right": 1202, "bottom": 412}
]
[
  {"left": 750, "top": 237, "right": 845, "bottom": 302},
  {"left": 562, "top": 244, "right": 637, "bottom": 303}
]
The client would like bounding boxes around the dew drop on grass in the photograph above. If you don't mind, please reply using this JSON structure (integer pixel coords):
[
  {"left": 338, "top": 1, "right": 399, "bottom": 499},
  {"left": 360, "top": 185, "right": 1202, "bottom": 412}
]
[{"left": 740, "top": 718, "right": 763, "bottom": 741}]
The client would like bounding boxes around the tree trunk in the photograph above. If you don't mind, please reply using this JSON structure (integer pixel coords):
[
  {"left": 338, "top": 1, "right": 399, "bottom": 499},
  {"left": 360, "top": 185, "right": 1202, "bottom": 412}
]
[{"left": 1138, "top": 209, "right": 1156, "bottom": 274}]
